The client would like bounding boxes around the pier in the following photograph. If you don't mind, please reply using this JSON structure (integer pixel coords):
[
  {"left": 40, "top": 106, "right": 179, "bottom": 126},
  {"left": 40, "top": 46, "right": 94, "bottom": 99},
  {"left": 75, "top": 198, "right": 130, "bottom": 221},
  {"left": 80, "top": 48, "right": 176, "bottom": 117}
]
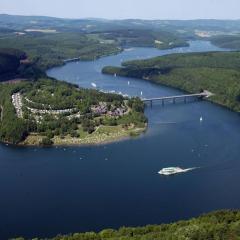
[{"left": 143, "top": 90, "right": 213, "bottom": 107}]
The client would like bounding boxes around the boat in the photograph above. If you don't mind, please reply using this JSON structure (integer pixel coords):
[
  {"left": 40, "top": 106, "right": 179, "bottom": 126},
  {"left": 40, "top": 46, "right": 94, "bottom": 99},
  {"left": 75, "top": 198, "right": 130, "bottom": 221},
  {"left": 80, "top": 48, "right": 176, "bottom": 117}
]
[
  {"left": 91, "top": 83, "right": 97, "bottom": 88},
  {"left": 124, "top": 48, "right": 134, "bottom": 52},
  {"left": 200, "top": 116, "right": 203, "bottom": 122},
  {"left": 158, "top": 167, "right": 195, "bottom": 176}
]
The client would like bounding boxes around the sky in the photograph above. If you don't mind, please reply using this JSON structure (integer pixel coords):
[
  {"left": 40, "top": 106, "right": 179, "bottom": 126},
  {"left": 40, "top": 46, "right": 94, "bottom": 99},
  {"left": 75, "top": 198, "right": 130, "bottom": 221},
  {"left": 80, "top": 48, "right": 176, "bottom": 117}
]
[{"left": 0, "top": 0, "right": 239, "bottom": 20}]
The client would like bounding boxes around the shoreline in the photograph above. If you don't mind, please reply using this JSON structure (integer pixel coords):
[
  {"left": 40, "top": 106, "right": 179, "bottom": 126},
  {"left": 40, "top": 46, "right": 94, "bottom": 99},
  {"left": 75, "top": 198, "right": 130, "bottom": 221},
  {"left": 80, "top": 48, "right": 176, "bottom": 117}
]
[
  {"left": 102, "top": 70, "right": 240, "bottom": 114},
  {"left": 7, "top": 125, "right": 147, "bottom": 148}
]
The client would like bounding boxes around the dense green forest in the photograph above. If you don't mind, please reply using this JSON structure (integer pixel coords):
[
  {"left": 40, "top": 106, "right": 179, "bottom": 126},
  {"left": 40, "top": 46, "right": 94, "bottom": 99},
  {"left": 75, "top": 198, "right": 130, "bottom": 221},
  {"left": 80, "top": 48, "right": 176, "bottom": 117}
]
[
  {"left": 103, "top": 51, "right": 240, "bottom": 112},
  {"left": 2, "top": 14, "right": 240, "bottom": 60},
  {"left": 0, "top": 29, "right": 189, "bottom": 71},
  {"left": 0, "top": 14, "right": 197, "bottom": 73},
  {"left": 211, "top": 35, "right": 240, "bottom": 49},
  {"left": 0, "top": 48, "right": 45, "bottom": 81},
  {"left": 0, "top": 51, "right": 20, "bottom": 75},
  {"left": 0, "top": 32, "right": 121, "bottom": 70},
  {"left": 0, "top": 82, "right": 28, "bottom": 144},
  {"left": 13, "top": 210, "right": 240, "bottom": 240},
  {"left": 0, "top": 48, "right": 25, "bottom": 80}
]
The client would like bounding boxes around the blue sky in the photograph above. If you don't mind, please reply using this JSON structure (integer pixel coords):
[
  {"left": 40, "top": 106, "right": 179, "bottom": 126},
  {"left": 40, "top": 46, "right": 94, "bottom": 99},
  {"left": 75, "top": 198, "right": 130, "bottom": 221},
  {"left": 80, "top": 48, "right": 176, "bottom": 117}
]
[{"left": 0, "top": 0, "right": 239, "bottom": 20}]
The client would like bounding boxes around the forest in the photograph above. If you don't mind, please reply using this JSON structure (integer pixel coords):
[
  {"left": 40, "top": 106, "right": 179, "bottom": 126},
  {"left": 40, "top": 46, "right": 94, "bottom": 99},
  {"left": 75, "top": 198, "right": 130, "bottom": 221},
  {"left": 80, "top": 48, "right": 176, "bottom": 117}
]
[
  {"left": 0, "top": 13, "right": 195, "bottom": 73},
  {"left": 0, "top": 82, "right": 28, "bottom": 144},
  {"left": 0, "top": 32, "right": 121, "bottom": 71},
  {"left": 211, "top": 35, "right": 240, "bottom": 50},
  {"left": 103, "top": 51, "right": 240, "bottom": 112},
  {"left": 0, "top": 29, "right": 189, "bottom": 72},
  {"left": 13, "top": 210, "right": 240, "bottom": 240},
  {"left": 0, "top": 48, "right": 45, "bottom": 82},
  {"left": 96, "top": 29, "right": 188, "bottom": 49}
]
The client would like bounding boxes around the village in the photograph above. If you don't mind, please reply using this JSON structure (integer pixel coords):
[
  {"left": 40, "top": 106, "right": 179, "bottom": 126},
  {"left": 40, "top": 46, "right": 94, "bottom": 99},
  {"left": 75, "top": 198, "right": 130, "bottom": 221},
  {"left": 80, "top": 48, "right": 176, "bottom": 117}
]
[{"left": 12, "top": 92, "right": 128, "bottom": 122}]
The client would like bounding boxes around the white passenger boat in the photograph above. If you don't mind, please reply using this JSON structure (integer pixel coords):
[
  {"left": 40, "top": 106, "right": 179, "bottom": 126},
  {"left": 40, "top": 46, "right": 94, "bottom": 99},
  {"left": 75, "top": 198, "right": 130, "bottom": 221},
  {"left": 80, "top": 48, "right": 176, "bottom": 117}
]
[{"left": 158, "top": 167, "right": 195, "bottom": 176}]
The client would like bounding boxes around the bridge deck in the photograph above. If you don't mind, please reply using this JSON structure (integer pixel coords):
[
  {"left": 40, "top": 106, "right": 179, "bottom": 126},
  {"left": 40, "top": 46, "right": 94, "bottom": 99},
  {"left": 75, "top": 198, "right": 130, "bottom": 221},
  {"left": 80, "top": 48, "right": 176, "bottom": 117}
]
[{"left": 142, "top": 90, "right": 212, "bottom": 102}]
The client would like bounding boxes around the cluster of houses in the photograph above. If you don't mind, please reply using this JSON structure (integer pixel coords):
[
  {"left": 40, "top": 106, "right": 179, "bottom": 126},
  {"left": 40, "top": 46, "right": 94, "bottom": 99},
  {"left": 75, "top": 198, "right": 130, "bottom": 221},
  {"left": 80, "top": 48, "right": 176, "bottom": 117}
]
[
  {"left": 24, "top": 96, "right": 77, "bottom": 115},
  {"left": 91, "top": 102, "right": 127, "bottom": 117},
  {"left": 26, "top": 106, "right": 76, "bottom": 115},
  {"left": 12, "top": 92, "right": 23, "bottom": 118},
  {"left": 25, "top": 97, "right": 53, "bottom": 109},
  {"left": 110, "top": 107, "right": 126, "bottom": 117},
  {"left": 91, "top": 102, "right": 108, "bottom": 115},
  {"left": 12, "top": 92, "right": 127, "bottom": 122},
  {"left": 12, "top": 92, "right": 78, "bottom": 120}
]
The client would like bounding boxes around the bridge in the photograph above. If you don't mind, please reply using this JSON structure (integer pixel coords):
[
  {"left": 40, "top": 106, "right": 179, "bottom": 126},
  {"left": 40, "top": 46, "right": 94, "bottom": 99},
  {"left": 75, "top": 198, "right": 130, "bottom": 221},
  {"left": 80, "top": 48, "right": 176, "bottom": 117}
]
[{"left": 143, "top": 90, "right": 213, "bottom": 107}]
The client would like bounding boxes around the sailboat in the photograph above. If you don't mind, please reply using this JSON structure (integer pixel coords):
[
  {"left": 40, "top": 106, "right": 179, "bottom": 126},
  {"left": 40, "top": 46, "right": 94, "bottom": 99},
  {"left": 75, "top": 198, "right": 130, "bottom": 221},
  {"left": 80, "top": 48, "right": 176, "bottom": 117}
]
[{"left": 91, "top": 83, "right": 97, "bottom": 88}]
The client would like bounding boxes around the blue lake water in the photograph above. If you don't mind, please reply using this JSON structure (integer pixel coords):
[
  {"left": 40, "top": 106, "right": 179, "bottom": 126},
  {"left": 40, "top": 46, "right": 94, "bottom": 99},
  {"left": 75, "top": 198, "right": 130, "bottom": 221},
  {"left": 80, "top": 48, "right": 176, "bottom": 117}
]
[{"left": 0, "top": 41, "right": 239, "bottom": 239}]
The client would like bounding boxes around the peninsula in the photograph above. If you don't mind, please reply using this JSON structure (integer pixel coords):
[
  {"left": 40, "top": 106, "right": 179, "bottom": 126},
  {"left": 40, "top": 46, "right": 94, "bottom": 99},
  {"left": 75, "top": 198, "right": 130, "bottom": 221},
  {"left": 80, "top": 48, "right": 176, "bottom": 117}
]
[{"left": 0, "top": 78, "right": 147, "bottom": 146}]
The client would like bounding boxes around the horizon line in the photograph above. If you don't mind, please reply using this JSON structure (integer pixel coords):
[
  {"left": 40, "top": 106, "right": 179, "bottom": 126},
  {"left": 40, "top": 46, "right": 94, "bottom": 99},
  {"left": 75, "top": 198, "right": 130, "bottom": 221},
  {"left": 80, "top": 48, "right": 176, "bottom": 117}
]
[{"left": 0, "top": 13, "right": 240, "bottom": 21}]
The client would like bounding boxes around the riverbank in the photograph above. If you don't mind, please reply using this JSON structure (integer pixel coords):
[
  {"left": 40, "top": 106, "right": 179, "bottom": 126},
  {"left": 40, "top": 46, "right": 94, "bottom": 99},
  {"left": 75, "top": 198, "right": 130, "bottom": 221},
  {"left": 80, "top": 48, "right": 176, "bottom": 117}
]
[{"left": 20, "top": 124, "right": 146, "bottom": 146}]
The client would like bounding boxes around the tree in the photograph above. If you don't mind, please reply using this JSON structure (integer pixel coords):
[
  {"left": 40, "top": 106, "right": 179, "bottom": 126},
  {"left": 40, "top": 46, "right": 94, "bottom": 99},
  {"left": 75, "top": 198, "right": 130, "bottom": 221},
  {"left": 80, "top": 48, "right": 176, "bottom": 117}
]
[{"left": 40, "top": 137, "right": 53, "bottom": 146}]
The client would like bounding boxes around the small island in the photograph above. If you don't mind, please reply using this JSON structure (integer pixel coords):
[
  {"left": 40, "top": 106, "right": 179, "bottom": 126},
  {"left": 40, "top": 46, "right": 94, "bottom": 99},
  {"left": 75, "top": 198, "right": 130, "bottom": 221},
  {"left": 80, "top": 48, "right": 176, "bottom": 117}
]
[{"left": 0, "top": 78, "right": 147, "bottom": 146}]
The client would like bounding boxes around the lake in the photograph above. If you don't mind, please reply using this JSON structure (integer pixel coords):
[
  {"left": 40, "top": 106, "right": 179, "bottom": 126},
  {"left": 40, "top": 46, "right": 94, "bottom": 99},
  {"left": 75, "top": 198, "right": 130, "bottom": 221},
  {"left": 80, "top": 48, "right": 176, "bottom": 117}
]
[{"left": 1, "top": 41, "right": 239, "bottom": 239}]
